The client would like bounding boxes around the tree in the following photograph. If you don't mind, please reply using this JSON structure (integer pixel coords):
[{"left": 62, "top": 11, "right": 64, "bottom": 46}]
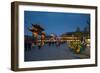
[
  {"left": 83, "top": 20, "right": 90, "bottom": 39},
  {"left": 76, "top": 26, "right": 81, "bottom": 33},
  {"left": 75, "top": 26, "right": 82, "bottom": 38},
  {"left": 83, "top": 26, "right": 88, "bottom": 33},
  {"left": 87, "top": 20, "right": 90, "bottom": 33}
]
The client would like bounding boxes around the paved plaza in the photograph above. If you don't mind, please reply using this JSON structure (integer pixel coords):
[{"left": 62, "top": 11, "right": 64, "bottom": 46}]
[{"left": 24, "top": 43, "right": 90, "bottom": 61}]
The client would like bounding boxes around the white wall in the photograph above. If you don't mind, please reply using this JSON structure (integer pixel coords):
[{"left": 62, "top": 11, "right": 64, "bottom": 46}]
[{"left": 0, "top": 0, "right": 99, "bottom": 73}]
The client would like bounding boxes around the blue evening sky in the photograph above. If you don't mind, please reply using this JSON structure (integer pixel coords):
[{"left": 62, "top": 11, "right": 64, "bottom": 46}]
[{"left": 24, "top": 11, "right": 90, "bottom": 36}]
